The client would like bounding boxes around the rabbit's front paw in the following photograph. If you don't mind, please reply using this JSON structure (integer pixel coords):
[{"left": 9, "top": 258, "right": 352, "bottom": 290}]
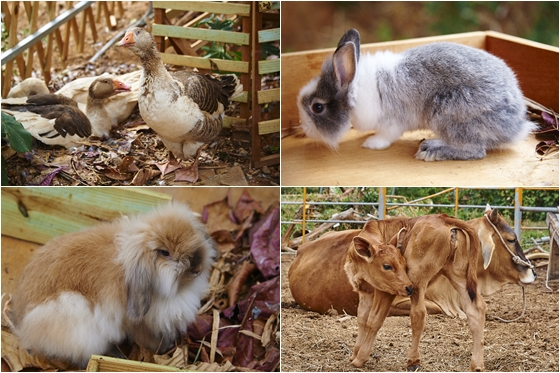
[
  {"left": 415, "top": 139, "right": 486, "bottom": 161},
  {"left": 362, "top": 135, "right": 392, "bottom": 150}
]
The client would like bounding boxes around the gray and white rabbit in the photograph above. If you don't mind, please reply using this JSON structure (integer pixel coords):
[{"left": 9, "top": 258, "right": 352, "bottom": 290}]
[
  {"left": 10, "top": 202, "right": 215, "bottom": 367},
  {"left": 297, "top": 29, "right": 536, "bottom": 161}
]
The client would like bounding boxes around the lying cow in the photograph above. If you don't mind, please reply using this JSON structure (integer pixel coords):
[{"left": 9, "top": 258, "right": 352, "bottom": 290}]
[
  {"left": 288, "top": 207, "right": 536, "bottom": 370},
  {"left": 288, "top": 207, "right": 536, "bottom": 317}
]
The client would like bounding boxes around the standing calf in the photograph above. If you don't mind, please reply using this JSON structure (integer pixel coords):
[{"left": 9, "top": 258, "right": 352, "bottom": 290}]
[{"left": 344, "top": 214, "right": 486, "bottom": 371}]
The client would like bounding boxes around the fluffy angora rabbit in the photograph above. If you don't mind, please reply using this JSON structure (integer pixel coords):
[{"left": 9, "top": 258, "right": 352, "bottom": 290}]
[
  {"left": 297, "top": 29, "right": 535, "bottom": 161},
  {"left": 10, "top": 202, "right": 215, "bottom": 367}
]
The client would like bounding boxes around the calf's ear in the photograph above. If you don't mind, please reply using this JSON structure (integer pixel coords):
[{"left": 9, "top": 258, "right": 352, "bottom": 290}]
[
  {"left": 489, "top": 208, "right": 500, "bottom": 224},
  {"left": 352, "top": 236, "right": 375, "bottom": 258},
  {"left": 389, "top": 227, "right": 407, "bottom": 252}
]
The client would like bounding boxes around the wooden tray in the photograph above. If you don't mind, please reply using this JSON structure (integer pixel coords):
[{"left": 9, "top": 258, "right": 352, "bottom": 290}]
[{"left": 281, "top": 31, "right": 559, "bottom": 186}]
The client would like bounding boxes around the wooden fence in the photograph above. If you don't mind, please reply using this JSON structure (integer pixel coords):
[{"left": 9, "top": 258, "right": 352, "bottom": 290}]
[
  {"left": 1, "top": 1, "right": 124, "bottom": 97},
  {"left": 2, "top": 1, "right": 280, "bottom": 168},
  {"left": 152, "top": 1, "right": 280, "bottom": 168}
]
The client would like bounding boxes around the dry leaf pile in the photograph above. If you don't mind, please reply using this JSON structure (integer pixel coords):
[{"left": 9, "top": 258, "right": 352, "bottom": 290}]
[
  {"left": 3, "top": 102, "right": 279, "bottom": 186},
  {"left": 1, "top": 190, "right": 280, "bottom": 371},
  {"left": 192, "top": 190, "right": 280, "bottom": 371},
  {"left": 526, "top": 97, "right": 559, "bottom": 158}
]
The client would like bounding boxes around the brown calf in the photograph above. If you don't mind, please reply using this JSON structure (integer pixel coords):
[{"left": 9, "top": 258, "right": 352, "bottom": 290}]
[
  {"left": 343, "top": 225, "right": 414, "bottom": 369},
  {"left": 342, "top": 214, "right": 486, "bottom": 371}
]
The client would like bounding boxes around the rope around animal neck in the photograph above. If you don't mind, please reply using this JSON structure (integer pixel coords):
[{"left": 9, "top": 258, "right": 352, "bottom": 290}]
[
  {"left": 492, "top": 286, "right": 527, "bottom": 323},
  {"left": 484, "top": 214, "right": 534, "bottom": 269},
  {"left": 484, "top": 214, "right": 531, "bottom": 323}
]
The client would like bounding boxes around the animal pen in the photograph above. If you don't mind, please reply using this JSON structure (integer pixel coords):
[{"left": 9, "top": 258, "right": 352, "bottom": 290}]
[
  {"left": 280, "top": 186, "right": 559, "bottom": 372},
  {"left": 1, "top": 1, "right": 279, "bottom": 172}
]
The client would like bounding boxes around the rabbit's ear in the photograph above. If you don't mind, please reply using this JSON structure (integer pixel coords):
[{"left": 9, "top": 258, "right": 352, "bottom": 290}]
[
  {"left": 333, "top": 42, "right": 357, "bottom": 91},
  {"left": 120, "top": 237, "right": 155, "bottom": 321},
  {"left": 126, "top": 262, "right": 152, "bottom": 320},
  {"left": 337, "top": 28, "right": 361, "bottom": 61}
]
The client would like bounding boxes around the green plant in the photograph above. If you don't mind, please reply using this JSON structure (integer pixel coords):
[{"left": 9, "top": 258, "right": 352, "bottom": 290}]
[
  {"left": 196, "top": 15, "right": 242, "bottom": 61},
  {"left": 281, "top": 187, "right": 558, "bottom": 247},
  {"left": 1, "top": 112, "right": 33, "bottom": 185},
  {"left": 262, "top": 42, "right": 279, "bottom": 59}
]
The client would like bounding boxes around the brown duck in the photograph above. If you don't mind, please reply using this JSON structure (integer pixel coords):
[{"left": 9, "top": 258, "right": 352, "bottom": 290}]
[{"left": 2, "top": 76, "right": 130, "bottom": 147}]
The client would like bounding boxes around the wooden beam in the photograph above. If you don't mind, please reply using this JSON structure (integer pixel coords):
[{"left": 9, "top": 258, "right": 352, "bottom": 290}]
[
  {"left": 3, "top": 2, "right": 19, "bottom": 97},
  {"left": 250, "top": 1, "right": 262, "bottom": 166},
  {"left": 153, "top": 1, "right": 251, "bottom": 17},
  {"left": 159, "top": 16, "right": 198, "bottom": 57},
  {"left": 253, "top": 154, "right": 280, "bottom": 168},
  {"left": 223, "top": 116, "right": 247, "bottom": 128},
  {"left": 79, "top": 7, "right": 87, "bottom": 52},
  {"left": 1, "top": 188, "right": 172, "bottom": 245},
  {"left": 160, "top": 53, "right": 249, "bottom": 73},
  {"left": 153, "top": 8, "right": 166, "bottom": 53},
  {"left": 231, "top": 91, "right": 248, "bottom": 103},
  {"left": 24, "top": 2, "right": 40, "bottom": 78},
  {"left": 258, "top": 59, "right": 279, "bottom": 74},
  {"left": 257, "top": 88, "right": 279, "bottom": 104},
  {"left": 258, "top": 28, "right": 279, "bottom": 43},
  {"left": 152, "top": 24, "right": 250, "bottom": 45},
  {"left": 86, "top": 354, "right": 183, "bottom": 372},
  {"left": 238, "top": 1, "right": 251, "bottom": 125},
  {"left": 258, "top": 119, "right": 280, "bottom": 135},
  {"left": 86, "top": 7, "right": 97, "bottom": 42}
]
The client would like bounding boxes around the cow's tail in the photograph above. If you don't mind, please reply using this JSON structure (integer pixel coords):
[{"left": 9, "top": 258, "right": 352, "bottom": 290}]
[{"left": 461, "top": 225, "right": 480, "bottom": 302}]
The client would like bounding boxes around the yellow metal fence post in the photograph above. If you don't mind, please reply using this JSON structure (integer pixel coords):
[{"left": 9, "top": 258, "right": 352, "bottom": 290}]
[{"left": 302, "top": 187, "right": 307, "bottom": 245}]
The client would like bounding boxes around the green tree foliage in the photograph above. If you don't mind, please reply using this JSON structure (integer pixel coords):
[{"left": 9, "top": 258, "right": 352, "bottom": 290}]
[
  {"left": 426, "top": 2, "right": 559, "bottom": 47},
  {"left": 281, "top": 187, "right": 558, "bottom": 246}
]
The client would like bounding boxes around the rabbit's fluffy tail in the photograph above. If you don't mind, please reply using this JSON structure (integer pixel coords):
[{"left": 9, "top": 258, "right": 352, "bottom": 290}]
[{"left": 499, "top": 119, "right": 538, "bottom": 149}]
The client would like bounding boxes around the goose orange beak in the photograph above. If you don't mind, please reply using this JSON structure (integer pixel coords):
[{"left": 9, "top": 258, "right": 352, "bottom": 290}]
[
  {"left": 117, "top": 31, "right": 135, "bottom": 47},
  {"left": 113, "top": 79, "right": 131, "bottom": 93}
]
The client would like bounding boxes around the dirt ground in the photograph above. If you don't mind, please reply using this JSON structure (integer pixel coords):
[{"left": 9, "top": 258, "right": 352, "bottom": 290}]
[{"left": 280, "top": 255, "right": 559, "bottom": 372}]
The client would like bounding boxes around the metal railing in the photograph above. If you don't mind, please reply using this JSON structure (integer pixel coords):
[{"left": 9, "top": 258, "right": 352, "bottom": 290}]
[
  {"left": 1, "top": 1, "right": 93, "bottom": 66},
  {"left": 281, "top": 187, "right": 559, "bottom": 243}
]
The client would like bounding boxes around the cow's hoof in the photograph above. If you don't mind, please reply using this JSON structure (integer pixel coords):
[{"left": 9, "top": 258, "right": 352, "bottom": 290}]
[
  {"left": 470, "top": 361, "right": 484, "bottom": 371},
  {"left": 407, "top": 364, "right": 421, "bottom": 372},
  {"left": 350, "top": 359, "right": 364, "bottom": 368}
]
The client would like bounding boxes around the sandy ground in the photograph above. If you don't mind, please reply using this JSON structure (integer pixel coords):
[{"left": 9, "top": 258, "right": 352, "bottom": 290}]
[{"left": 280, "top": 254, "right": 559, "bottom": 372}]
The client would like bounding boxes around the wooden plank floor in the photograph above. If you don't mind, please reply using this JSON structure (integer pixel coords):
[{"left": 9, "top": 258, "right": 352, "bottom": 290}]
[{"left": 281, "top": 130, "right": 558, "bottom": 186}]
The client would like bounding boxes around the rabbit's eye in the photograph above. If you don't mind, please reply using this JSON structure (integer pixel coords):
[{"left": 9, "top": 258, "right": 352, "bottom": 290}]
[
  {"left": 312, "top": 103, "right": 325, "bottom": 114},
  {"left": 158, "top": 249, "right": 171, "bottom": 258}
]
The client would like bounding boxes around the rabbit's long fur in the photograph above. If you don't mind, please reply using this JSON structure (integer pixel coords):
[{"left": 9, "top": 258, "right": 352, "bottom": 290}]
[
  {"left": 11, "top": 202, "right": 215, "bottom": 367},
  {"left": 298, "top": 29, "right": 536, "bottom": 161}
]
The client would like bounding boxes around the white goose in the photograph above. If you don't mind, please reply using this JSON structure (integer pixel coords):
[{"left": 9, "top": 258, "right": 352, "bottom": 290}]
[{"left": 117, "top": 27, "right": 243, "bottom": 182}]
